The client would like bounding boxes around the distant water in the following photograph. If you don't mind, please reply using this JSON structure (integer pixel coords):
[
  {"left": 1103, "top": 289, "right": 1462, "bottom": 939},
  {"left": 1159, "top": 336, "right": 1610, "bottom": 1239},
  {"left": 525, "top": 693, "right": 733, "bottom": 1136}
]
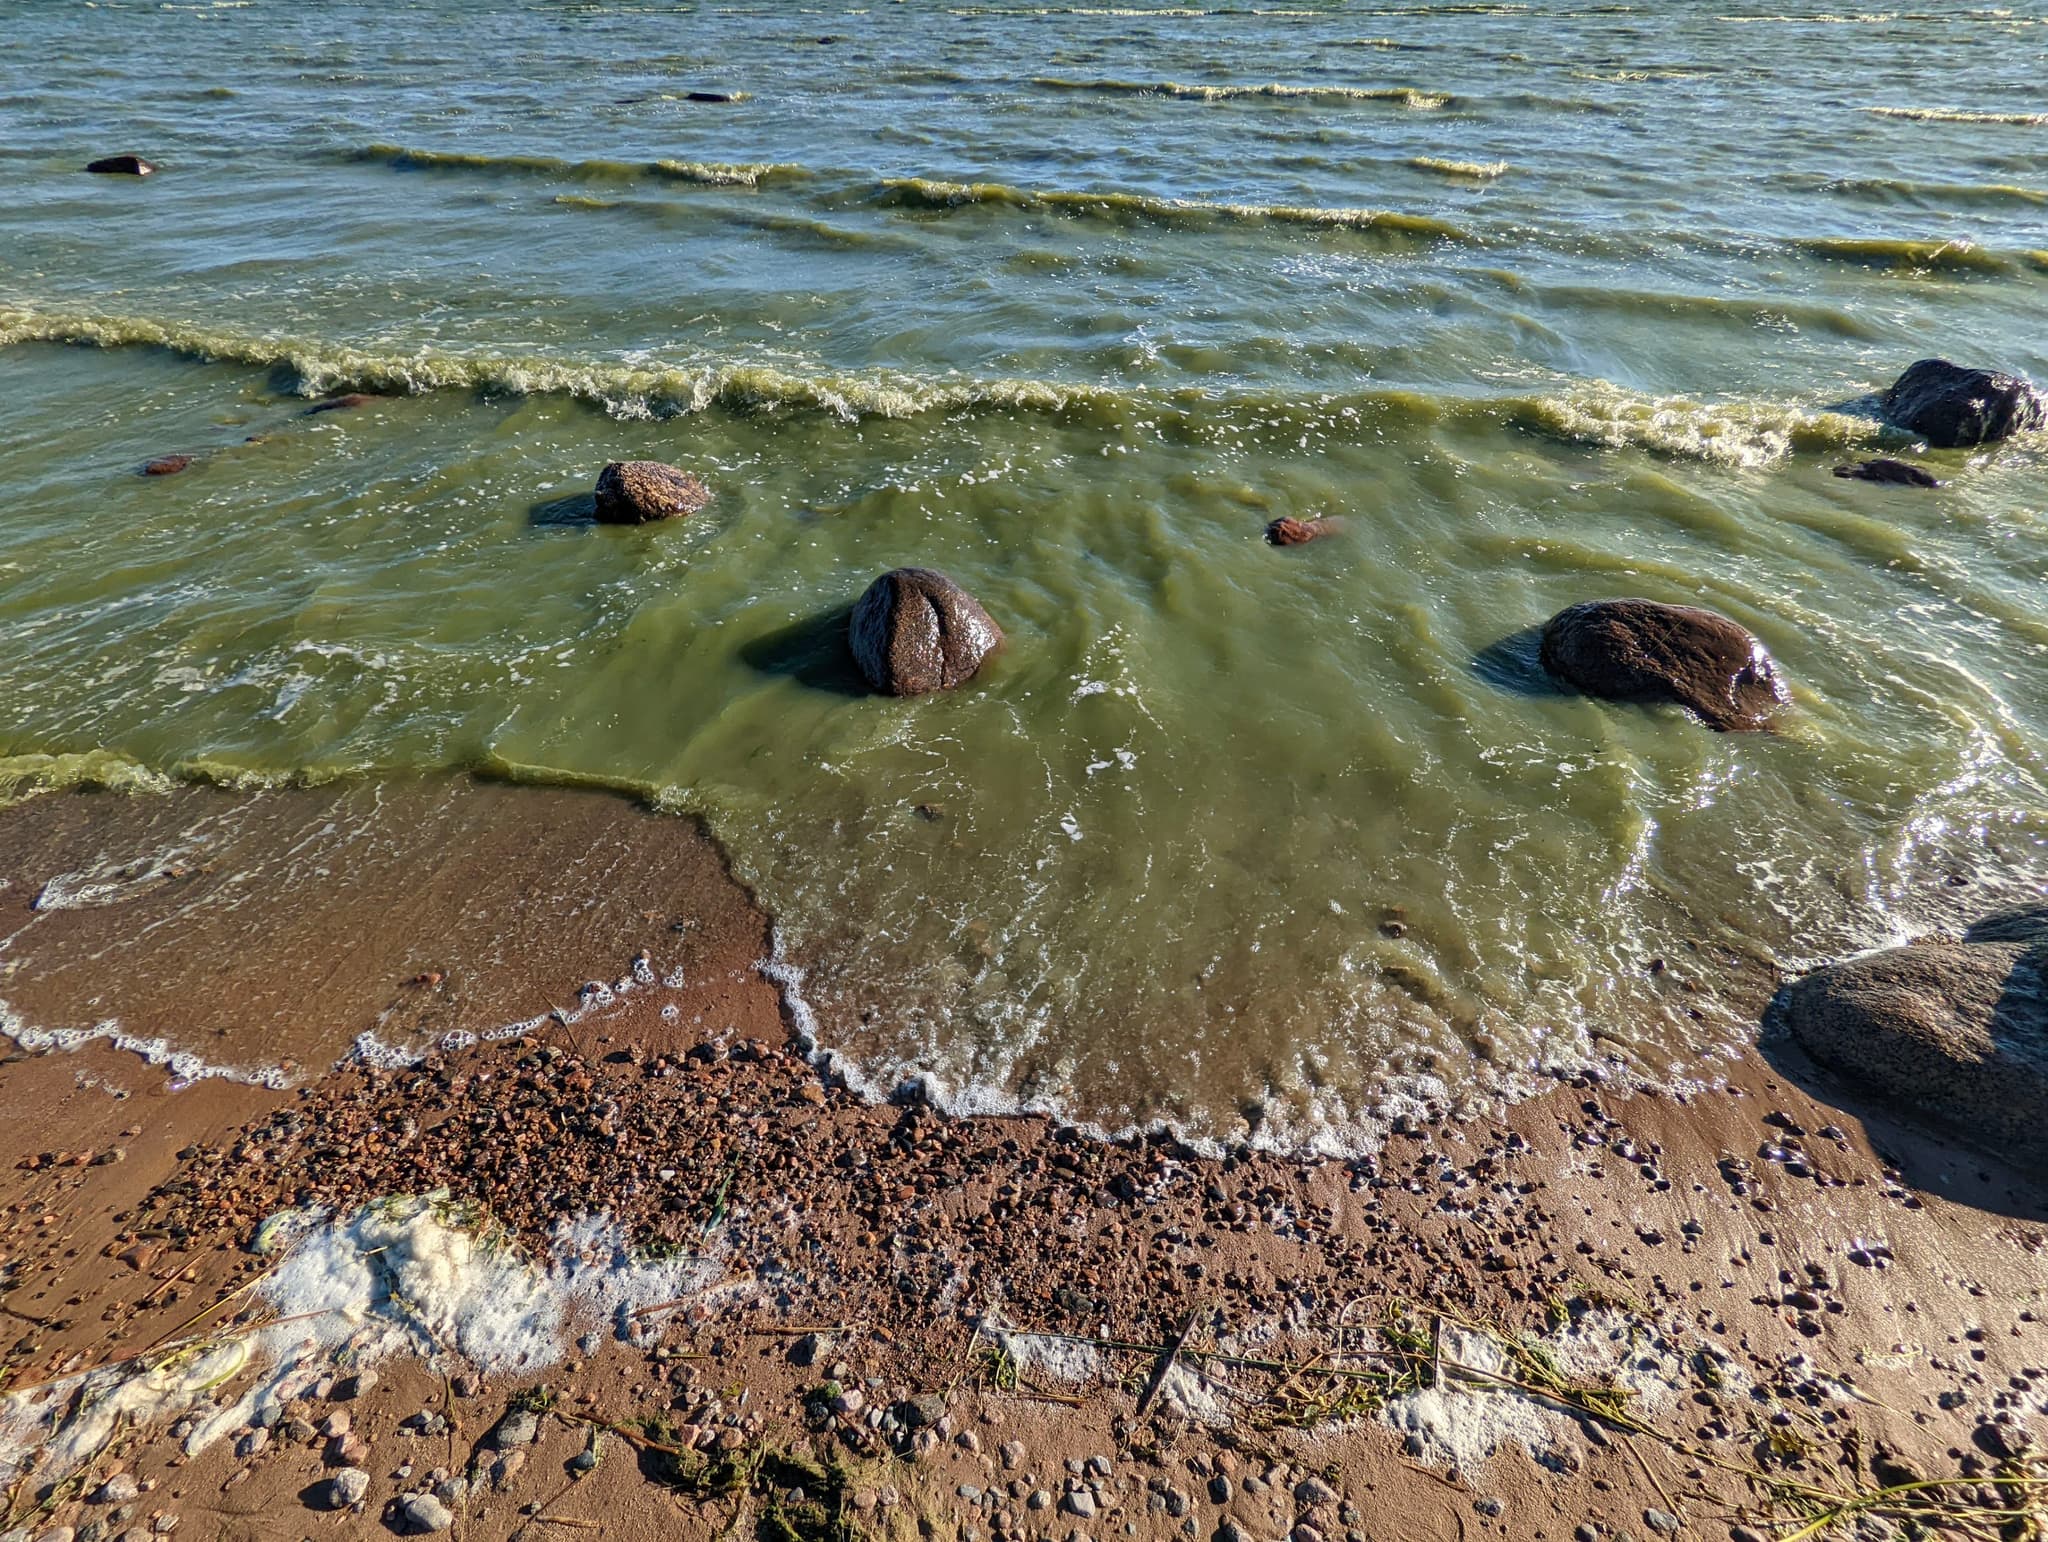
[{"left": 2, "top": 0, "right": 2045, "bottom": 1152}]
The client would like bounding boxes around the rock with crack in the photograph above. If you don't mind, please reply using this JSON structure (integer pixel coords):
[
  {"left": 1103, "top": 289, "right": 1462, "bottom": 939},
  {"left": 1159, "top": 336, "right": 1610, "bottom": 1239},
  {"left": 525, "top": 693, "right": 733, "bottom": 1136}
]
[{"left": 848, "top": 568, "right": 1003, "bottom": 696}]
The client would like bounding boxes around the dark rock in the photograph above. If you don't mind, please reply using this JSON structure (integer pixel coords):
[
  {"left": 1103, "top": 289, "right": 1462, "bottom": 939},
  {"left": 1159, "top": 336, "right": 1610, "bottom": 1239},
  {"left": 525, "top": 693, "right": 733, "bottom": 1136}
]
[
  {"left": 685, "top": 90, "right": 738, "bottom": 103},
  {"left": 1880, "top": 359, "right": 2045, "bottom": 448},
  {"left": 1783, "top": 914, "right": 2047, "bottom": 1172},
  {"left": 592, "top": 460, "right": 712, "bottom": 524},
  {"left": 141, "top": 455, "right": 194, "bottom": 477},
  {"left": 303, "top": 393, "right": 379, "bottom": 416},
  {"left": 1833, "top": 457, "right": 1940, "bottom": 488},
  {"left": 85, "top": 155, "right": 155, "bottom": 176},
  {"left": 1538, "top": 599, "right": 1785, "bottom": 731},
  {"left": 1266, "top": 516, "right": 1339, "bottom": 546},
  {"left": 847, "top": 568, "right": 1002, "bottom": 697}
]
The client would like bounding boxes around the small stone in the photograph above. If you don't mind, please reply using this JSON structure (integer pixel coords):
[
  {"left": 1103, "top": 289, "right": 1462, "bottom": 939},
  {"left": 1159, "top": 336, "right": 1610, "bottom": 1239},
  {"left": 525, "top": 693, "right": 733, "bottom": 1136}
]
[
  {"left": 234, "top": 1429, "right": 268, "bottom": 1459},
  {"left": 1062, "top": 1490, "right": 1098, "bottom": 1518},
  {"left": 489, "top": 1451, "right": 526, "bottom": 1491},
  {"left": 335, "top": 1370, "right": 377, "bottom": 1400},
  {"left": 396, "top": 1492, "right": 454, "bottom": 1533},
  {"left": 319, "top": 1411, "right": 350, "bottom": 1438},
  {"left": 1475, "top": 1497, "right": 1505, "bottom": 1518},
  {"left": 1000, "top": 1440, "right": 1026, "bottom": 1470},
  {"left": 92, "top": 1476, "right": 140, "bottom": 1507},
  {"left": 1027, "top": 1490, "right": 1052, "bottom": 1512},
  {"left": 1295, "top": 1476, "right": 1336, "bottom": 1506},
  {"left": 1209, "top": 1474, "right": 1234, "bottom": 1503},
  {"left": 86, "top": 155, "right": 155, "bottom": 175},
  {"left": 322, "top": 1468, "right": 370, "bottom": 1510},
  {"left": 141, "top": 456, "right": 192, "bottom": 478},
  {"left": 490, "top": 1408, "right": 540, "bottom": 1449},
  {"left": 1644, "top": 1508, "right": 1682, "bottom": 1534}
]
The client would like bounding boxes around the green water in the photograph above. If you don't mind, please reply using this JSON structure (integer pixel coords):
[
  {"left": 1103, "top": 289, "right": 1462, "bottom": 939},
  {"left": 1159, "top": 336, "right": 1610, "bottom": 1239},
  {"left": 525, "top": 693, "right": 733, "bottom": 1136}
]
[{"left": 2, "top": 0, "right": 2045, "bottom": 1149}]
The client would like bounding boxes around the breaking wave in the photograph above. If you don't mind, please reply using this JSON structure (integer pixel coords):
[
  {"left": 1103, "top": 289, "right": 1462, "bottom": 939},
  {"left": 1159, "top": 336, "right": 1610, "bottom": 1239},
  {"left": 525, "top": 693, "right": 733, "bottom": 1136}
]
[
  {"left": 1865, "top": 106, "right": 2048, "bottom": 126},
  {"left": 1791, "top": 235, "right": 2018, "bottom": 275},
  {"left": 873, "top": 176, "right": 1471, "bottom": 240},
  {"left": 1030, "top": 76, "right": 1456, "bottom": 108},
  {"left": 1407, "top": 156, "right": 1509, "bottom": 179},
  {"left": 351, "top": 143, "right": 809, "bottom": 187},
  {"left": 0, "top": 303, "right": 1892, "bottom": 467}
]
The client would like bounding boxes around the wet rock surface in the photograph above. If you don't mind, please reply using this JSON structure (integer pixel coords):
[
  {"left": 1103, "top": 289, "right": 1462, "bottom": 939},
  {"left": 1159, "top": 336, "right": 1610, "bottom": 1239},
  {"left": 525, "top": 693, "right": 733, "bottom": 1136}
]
[
  {"left": 1538, "top": 599, "right": 1786, "bottom": 731},
  {"left": 139, "top": 455, "right": 193, "bottom": 478},
  {"left": 1265, "top": 516, "right": 1339, "bottom": 546},
  {"left": 1880, "top": 358, "right": 2046, "bottom": 448},
  {"left": 84, "top": 155, "right": 154, "bottom": 176},
  {"left": 592, "top": 459, "right": 713, "bottom": 524},
  {"left": 1833, "top": 457, "right": 1940, "bottom": 488},
  {"left": 1783, "top": 908, "right": 2048, "bottom": 1170},
  {"left": 847, "top": 567, "right": 1003, "bottom": 696}
]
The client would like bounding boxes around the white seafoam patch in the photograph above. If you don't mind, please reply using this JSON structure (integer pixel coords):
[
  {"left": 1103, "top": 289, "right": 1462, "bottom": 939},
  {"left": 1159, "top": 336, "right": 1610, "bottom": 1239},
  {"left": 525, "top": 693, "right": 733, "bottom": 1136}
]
[
  {"left": 0, "top": 1194, "right": 736, "bottom": 1498},
  {"left": 1380, "top": 1310, "right": 1693, "bottom": 1472}
]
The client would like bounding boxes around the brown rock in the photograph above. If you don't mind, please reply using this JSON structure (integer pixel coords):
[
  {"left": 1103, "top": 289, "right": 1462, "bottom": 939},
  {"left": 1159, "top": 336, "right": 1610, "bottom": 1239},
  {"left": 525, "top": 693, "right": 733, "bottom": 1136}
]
[
  {"left": 592, "top": 460, "right": 713, "bottom": 524},
  {"left": 86, "top": 154, "right": 155, "bottom": 176},
  {"left": 1833, "top": 457, "right": 1939, "bottom": 488},
  {"left": 847, "top": 568, "right": 1003, "bottom": 696},
  {"left": 1266, "top": 516, "right": 1338, "bottom": 546},
  {"left": 1539, "top": 598, "right": 1785, "bottom": 731},
  {"left": 1783, "top": 910, "right": 2047, "bottom": 1171},
  {"left": 142, "top": 455, "right": 194, "bottom": 477},
  {"left": 304, "top": 394, "right": 379, "bottom": 416}
]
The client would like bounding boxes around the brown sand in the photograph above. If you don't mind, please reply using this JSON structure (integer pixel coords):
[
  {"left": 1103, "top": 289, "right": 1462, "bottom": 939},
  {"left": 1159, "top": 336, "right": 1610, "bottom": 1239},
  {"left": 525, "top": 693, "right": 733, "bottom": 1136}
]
[{"left": 0, "top": 780, "right": 2042, "bottom": 1542}]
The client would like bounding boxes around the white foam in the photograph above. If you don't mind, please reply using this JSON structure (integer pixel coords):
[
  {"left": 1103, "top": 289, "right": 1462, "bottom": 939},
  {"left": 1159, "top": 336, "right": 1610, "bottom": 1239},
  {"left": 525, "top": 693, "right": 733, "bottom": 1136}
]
[
  {"left": 0, "top": 1193, "right": 732, "bottom": 1497},
  {"left": 0, "top": 1001, "right": 291, "bottom": 1089}
]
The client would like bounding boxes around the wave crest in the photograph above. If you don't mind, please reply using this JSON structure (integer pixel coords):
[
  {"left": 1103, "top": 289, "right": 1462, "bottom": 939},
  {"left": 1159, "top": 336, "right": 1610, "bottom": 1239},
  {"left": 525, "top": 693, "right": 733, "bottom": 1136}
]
[{"left": 874, "top": 177, "right": 1470, "bottom": 240}]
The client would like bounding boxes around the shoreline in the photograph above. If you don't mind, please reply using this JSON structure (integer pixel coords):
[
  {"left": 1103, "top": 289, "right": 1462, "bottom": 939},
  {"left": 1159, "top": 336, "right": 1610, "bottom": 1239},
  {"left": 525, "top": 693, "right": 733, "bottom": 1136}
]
[{"left": 0, "top": 778, "right": 2042, "bottom": 1540}]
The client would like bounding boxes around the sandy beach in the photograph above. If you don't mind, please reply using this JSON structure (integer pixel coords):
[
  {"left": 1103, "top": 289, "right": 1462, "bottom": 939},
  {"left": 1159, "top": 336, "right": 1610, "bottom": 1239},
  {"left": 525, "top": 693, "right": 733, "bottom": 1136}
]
[{"left": 1, "top": 780, "right": 2041, "bottom": 1541}]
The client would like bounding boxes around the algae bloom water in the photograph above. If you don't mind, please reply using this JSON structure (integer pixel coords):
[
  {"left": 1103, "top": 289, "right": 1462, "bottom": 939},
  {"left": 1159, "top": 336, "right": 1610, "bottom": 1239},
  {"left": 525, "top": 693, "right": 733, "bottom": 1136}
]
[{"left": 1, "top": 0, "right": 2045, "bottom": 1150}]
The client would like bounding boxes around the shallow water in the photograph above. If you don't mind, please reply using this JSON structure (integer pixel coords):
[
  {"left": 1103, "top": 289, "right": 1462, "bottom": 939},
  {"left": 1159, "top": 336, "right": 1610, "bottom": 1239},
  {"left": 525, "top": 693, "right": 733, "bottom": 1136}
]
[{"left": 2, "top": 0, "right": 2045, "bottom": 1149}]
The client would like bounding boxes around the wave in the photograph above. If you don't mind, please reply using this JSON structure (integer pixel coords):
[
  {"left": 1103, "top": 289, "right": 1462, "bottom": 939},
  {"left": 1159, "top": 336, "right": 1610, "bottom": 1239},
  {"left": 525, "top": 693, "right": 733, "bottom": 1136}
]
[
  {"left": 1866, "top": 106, "right": 2048, "bottom": 126},
  {"left": 351, "top": 143, "right": 809, "bottom": 188},
  {"left": 1811, "top": 174, "right": 2047, "bottom": 207},
  {"left": 0, "top": 303, "right": 1887, "bottom": 464},
  {"left": 1030, "top": 76, "right": 1456, "bottom": 109},
  {"left": 873, "top": 177, "right": 1471, "bottom": 240},
  {"left": 1791, "top": 235, "right": 2016, "bottom": 275},
  {"left": 1407, "top": 155, "right": 1508, "bottom": 179},
  {"left": 1538, "top": 284, "right": 1880, "bottom": 338}
]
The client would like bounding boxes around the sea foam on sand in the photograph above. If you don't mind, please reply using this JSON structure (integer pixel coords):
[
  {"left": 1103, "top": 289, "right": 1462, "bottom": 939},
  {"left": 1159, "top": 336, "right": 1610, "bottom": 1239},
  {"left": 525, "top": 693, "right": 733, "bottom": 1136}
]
[{"left": 0, "top": 1194, "right": 735, "bottom": 1495}]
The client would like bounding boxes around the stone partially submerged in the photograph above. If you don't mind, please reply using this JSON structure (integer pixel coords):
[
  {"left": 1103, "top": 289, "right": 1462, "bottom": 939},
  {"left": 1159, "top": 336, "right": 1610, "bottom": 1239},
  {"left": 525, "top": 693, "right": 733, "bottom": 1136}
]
[
  {"left": 848, "top": 568, "right": 1002, "bottom": 697},
  {"left": 85, "top": 154, "right": 155, "bottom": 176},
  {"left": 593, "top": 460, "right": 713, "bottom": 524},
  {"left": 1538, "top": 599, "right": 1785, "bottom": 731},
  {"left": 1880, "top": 359, "right": 2045, "bottom": 449},
  {"left": 1782, "top": 909, "right": 2048, "bottom": 1172}
]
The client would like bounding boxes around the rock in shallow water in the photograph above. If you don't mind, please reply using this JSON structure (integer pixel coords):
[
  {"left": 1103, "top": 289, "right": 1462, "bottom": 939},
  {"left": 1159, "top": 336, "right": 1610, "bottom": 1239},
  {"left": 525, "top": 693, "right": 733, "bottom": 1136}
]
[
  {"left": 141, "top": 454, "right": 193, "bottom": 477},
  {"left": 1538, "top": 598, "right": 1785, "bottom": 731},
  {"left": 1265, "top": 516, "right": 1339, "bottom": 546},
  {"left": 593, "top": 459, "right": 713, "bottom": 524},
  {"left": 1833, "top": 457, "right": 1940, "bottom": 488},
  {"left": 85, "top": 154, "right": 154, "bottom": 175},
  {"left": 1783, "top": 909, "right": 2048, "bottom": 1172},
  {"left": 1880, "top": 358, "right": 2045, "bottom": 448},
  {"left": 848, "top": 568, "right": 1002, "bottom": 696}
]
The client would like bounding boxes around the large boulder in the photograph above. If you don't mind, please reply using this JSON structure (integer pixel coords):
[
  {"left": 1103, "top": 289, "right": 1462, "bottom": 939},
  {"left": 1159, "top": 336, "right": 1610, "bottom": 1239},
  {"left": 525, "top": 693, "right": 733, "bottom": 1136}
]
[
  {"left": 848, "top": 568, "right": 1002, "bottom": 696},
  {"left": 1880, "top": 359, "right": 2045, "bottom": 448},
  {"left": 85, "top": 154, "right": 155, "bottom": 176},
  {"left": 1783, "top": 912, "right": 2047, "bottom": 1171},
  {"left": 1538, "top": 599, "right": 1785, "bottom": 731},
  {"left": 593, "top": 460, "right": 712, "bottom": 524}
]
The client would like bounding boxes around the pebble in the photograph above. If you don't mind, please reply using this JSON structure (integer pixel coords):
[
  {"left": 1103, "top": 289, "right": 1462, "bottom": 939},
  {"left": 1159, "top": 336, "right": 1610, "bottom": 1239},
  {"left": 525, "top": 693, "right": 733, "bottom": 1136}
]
[
  {"left": 1062, "top": 1490, "right": 1098, "bottom": 1518},
  {"left": 490, "top": 1408, "right": 540, "bottom": 1449},
  {"left": 1474, "top": 1497, "right": 1505, "bottom": 1518},
  {"left": 396, "top": 1492, "right": 454, "bottom": 1533},
  {"left": 1296, "top": 1476, "right": 1336, "bottom": 1505},
  {"left": 92, "top": 1477, "right": 140, "bottom": 1507},
  {"left": 1644, "top": 1508, "right": 1682, "bottom": 1534},
  {"left": 323, "top": 1468, "right": 370, "bottom": 1510},
  {"left": 335, "top": 1370, "right": 378, "bottom": 1400},
  {"left": 1000, "top": 1440, "right": 1026, "bottom": 1469}
]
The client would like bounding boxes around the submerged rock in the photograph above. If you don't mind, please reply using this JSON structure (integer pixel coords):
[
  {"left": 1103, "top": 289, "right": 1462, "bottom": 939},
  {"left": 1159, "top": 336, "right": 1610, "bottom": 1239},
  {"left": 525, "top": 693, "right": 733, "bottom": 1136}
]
[
  {"left": 1880, "top": 358, "right": 2045, "bottom": 448},
  {"left": 1833, "top": 457, "right": 1940, "bottom": 488},
  {"left": 1266, "top": 516, "right": 1339, "bottom": 546},
  {"left": 592, "top": 459, "right": 712, "bottom": 524},
  {"left": 1783, "top": 910, "right": 2047, "bottom": 1172},
  {"left": 1538, "top": 599, "right": 1785, "bottom": 731},
  {"left": 848, "top": 568, "right": 1003, "bottom": 697},
  {"left": 85, "top": 154, "right": 155, "bottom": 176},
  {"left": 141, "top": 454, "right": 194, "bottom": 477},
  {"left": 303, "top": 393, "right": 379, "bottom": 416}
]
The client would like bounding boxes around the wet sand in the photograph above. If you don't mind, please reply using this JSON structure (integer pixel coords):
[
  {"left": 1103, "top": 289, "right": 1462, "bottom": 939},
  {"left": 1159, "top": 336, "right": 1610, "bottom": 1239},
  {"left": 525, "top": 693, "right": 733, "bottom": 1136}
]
[{"left": 0, "top": 780, "right": 2043, "bottom": 1541}]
